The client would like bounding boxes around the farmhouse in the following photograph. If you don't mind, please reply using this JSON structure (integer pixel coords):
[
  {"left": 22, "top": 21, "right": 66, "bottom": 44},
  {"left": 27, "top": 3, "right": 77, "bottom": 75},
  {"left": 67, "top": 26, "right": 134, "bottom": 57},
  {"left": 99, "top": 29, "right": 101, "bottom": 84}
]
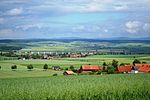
[
  {"left": 117, "top": 64, "right": 150, "bottom": 73},
  {"left": 63, "top": 70, "right": 74, "bottom": 75},
  {"left": 138, "top": 64, "right": 150, "bottom": 72},
  {"left": 78, "top": 65, "right": 103, "bottom": 73},
  {"left": 116, "top": 65, "right": 132, "bottom": 73}
]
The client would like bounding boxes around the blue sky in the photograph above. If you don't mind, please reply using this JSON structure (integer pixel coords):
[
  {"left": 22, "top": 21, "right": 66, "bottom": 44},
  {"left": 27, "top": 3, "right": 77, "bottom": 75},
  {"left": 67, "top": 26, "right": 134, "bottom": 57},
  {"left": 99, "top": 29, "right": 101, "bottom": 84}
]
[{"left": 0, "top": 0, "right": 150, "bottom": 39}]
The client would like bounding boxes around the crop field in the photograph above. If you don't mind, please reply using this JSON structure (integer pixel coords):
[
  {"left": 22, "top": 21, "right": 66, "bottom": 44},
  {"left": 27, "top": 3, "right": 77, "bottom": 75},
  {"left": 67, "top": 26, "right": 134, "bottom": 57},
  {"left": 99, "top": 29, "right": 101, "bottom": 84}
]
[{"left": 0, "top": 74, "right": 150, "bottom": 100}]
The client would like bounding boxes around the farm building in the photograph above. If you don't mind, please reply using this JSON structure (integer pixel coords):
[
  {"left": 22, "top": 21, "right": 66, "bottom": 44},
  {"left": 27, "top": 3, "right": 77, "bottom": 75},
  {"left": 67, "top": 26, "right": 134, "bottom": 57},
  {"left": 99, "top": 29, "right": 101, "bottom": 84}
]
[
  {"left": 66, "top": 54, "right": 82, "bottom": 57},
  {"left": 138, "top": 64, "right": 150, "bottom": 72},
  {"left": 116, "top": 64, "right": 150, "bottom": 73},
  {"left": 52, "top": 66, "right": 61, "bottom": 70},
  {"left": 78, "top": 65, "right": 103, "bottom": 73},
  {"left": 116, "top": 65, "right": 132, "bottom": 73},
  {"left": 63, "top": 70, "right": 74, "bottom": 75}
]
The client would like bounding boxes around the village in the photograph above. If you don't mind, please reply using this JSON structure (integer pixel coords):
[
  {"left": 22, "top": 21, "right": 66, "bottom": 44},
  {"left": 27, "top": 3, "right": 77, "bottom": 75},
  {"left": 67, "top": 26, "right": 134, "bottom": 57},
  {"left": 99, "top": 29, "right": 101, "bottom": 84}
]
[{"left": 63, "top": 63, "right": 150, "bottom": 75}]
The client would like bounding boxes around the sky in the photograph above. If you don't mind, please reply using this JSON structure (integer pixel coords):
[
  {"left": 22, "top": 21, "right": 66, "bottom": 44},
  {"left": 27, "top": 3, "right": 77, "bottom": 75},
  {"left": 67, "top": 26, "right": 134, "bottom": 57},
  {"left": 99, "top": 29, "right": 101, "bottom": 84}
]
[{"left": 0, "top": 0, "right": 150, "bottom": 39}]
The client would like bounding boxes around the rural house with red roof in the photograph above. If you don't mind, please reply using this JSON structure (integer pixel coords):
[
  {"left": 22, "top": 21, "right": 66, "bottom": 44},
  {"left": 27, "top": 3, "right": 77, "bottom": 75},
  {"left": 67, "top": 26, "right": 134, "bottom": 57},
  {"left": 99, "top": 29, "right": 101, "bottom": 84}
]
[
  {"left": 116, "top": 65, "right": 132, "bottom": 73},
  {"left": 78, "top": 65, "right": 103, "bottom": 73},
  {"left": 116, "top": 64, "right": 150, "bottom": 73}
]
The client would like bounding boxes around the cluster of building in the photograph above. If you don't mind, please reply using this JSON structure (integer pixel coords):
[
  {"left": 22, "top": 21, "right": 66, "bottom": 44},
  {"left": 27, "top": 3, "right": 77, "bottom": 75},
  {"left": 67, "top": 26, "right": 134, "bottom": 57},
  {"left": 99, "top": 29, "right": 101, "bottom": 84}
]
[
  {"left": 63, "top": 64, "right": 150, "bottom": 75},
  {"left": 116, "top": 64, "right": 150, "bottom": 73}
]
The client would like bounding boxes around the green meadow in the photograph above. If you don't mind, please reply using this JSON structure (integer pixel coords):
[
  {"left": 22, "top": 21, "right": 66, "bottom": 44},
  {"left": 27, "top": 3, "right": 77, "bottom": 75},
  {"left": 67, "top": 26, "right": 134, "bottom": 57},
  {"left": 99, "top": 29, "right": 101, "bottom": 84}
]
[{"left": 0, "top": 54, "right": 150, "bottom": 78}]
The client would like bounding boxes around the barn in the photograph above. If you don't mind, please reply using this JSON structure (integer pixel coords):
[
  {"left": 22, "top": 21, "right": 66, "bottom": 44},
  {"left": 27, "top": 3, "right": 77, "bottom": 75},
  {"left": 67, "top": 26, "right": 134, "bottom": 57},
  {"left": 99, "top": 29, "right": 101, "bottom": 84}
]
[
  {"left": 63, "top": 70, "right": 74, "bottom": 75},
  {"left": 78, "top": 65, "right": 103, "bottom": 73},
  {"left": 116, "top": 65, "right": 132, "bottom": 73}
]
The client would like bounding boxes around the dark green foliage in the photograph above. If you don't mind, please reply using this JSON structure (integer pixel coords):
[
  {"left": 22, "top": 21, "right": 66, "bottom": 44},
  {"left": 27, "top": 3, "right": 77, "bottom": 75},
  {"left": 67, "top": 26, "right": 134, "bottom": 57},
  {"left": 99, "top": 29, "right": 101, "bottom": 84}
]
[
  {"left": 142, "top": 61, "right": 147, "bottom": 64},
  {"left": 43, "top": 64, "right": 48, "bottom": 70},
  {"left": 102, "top": 62, "right": 107, "bottom": 66},
  {"left": 112, "top": 59, "right": 119, "bottom": 68},
  {"left": 107, "top": 67, "right": 115, "bottom": 74},
  {"left": 11, "top": 65, "right": 17, "bottom": 70},
  {"left": 97, "top": 70, "right": 102, "bottom": 75},
  {"left": 65, "top": 68, "right": 68, "bottom": 70},
  {"left": 133, "top": 59, "right": 141, "bottom": 65},
  {"left": 27, "top": 64, "right": 33, "bottom": 70},
  {"left": 120, "top": 63, "right": 125, "bottom": 66},
  {"left": 52, "top": 73, "right": 58, "bottom": 76}
]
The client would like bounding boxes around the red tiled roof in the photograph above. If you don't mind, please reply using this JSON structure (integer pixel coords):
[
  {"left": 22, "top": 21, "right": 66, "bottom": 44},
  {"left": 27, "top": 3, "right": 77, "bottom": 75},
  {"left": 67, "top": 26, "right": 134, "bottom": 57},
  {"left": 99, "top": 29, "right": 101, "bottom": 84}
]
[
  {"left": 138, "top": 64, "right": 150, "bottom": 72},
  {"left": 117, "top": 65, "right": 132, "bottom": 72},
  {"left": 81, "top": 65, "right": 102, "bottom": 71},
  {"left": 134, "top": 64, "right": 143, "bottom": 68}
]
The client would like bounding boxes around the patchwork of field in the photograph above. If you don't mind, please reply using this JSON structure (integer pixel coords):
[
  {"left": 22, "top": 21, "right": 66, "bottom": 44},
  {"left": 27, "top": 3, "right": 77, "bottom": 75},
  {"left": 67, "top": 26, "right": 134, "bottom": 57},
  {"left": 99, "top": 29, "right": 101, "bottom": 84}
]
[
  {"left": 0, "top": 54, "right": 150, "bottom": 78},
  {"left": 0, "top": 74, "right": 150, "bottom": 100}
]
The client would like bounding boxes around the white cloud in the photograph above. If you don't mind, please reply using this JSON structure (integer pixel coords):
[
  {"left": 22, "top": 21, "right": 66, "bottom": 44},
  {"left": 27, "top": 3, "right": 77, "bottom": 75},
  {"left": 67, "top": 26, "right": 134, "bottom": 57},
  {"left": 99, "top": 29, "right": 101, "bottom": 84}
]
[
  {"left": 16, "top": 24, "right": 44, "bottom": 30},
  {"left": 125, "top": 21, "right": 142, "bottom": 33},
  {"left": 104, "top": 29, "right": 108, "bottom": 33},
  {"left": 143, "top": 23, "right": 150, "bottom": 32},
  {"left": 0, "top": 29, "right": 14, "bottom": 37},
  {"left": 114, "top": 4, "right": 128, "bottom": 11},
  {"left": 0, "top": 18, "right": 4, "bottom": 24},
  {"left": 72, "top": 25, "right": 101, "bottom": 33},
  {"left": 6, "top": 8, "right": 23, "bottom": 16}
]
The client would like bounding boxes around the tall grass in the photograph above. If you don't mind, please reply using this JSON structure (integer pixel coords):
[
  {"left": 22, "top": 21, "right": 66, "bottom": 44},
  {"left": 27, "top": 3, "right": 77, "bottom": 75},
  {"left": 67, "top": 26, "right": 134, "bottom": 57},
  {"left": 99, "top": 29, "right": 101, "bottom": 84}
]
[{"left": 0, "top": 74, "right": 150, "bottom": 100}]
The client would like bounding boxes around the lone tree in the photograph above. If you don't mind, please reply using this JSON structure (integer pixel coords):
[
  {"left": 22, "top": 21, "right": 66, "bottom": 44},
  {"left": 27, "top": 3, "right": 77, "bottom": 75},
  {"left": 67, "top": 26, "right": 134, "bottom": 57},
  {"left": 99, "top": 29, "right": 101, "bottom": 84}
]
[
  {"left": 27, "top": 64, "right": 33, "bottom": 71},
  {"left": 11, "top": 65, "right": 17, "bottom": 71},
  {"left": 43, "top": 64, "right": 48, "bottom": 70},
  {"left": 133, "top": 59, "right": 141, "bottom": 65},
  {"left": 70, "top": 65, "right": 74, "bottom": 70},
  {"left": 112, "top": 59, "right": 118, "bottom": 69},
  {"left": 103, "top": 62, "right": 107, "bottom": 66}
]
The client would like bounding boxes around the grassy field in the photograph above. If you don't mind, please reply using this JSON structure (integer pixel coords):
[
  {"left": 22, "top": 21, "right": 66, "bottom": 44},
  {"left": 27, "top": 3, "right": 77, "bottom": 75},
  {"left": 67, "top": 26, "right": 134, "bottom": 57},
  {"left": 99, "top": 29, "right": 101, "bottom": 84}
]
[
  {"left": 0, "top": 54, "right": 150, "bottom": 78},
  {"left": 0, "top": 74, "right": 150, "bottom": 100},
  {"left": 0, "top": 54, "right": 150, "bottom": 99}
]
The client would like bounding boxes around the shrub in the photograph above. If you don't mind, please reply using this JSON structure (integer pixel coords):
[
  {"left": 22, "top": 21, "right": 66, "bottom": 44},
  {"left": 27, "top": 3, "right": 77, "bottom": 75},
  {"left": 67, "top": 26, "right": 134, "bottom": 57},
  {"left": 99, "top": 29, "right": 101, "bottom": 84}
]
[
  {"left": 27, "top": 64, "right": 33, "bottom": 71},
  {"left": 70, "top": 65, "right": 74, "bottom": 70},
  {"left": 97, "top": 70, "right": 102, "bottom": 75},
  {"left": 11, "top": 65, "right": 17, "bottom": 71},
  {"left": 107, "top": 67, "right": 115, "bottom": 74},
  {"left": 43, "top": 64, "right": 48, "bottom": 70},
  {"left": 52, "top": 73, "right": 58, "bottom": 76}
]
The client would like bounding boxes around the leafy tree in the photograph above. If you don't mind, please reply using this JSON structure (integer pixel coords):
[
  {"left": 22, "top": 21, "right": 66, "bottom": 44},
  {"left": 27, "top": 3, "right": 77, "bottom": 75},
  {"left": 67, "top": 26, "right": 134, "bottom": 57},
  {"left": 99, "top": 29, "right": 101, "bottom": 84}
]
[
  {"left": 120, "top": 63, "right": 125, "bottom": 66},
  {"left": 133, "top": 59, "right": 141, "bottom": 65},
  {"left": 27, "top": 64, "right": 33, "bottom": 71},
  {"left": 112, "top": 59, "right": 119, "bottom": 68},
  {"left": 107, "top": 67, "right": 115, "bottom": 74},
  {"left": 11, "top": 65, "right": 17, "bottom": 71},
  {"left": 103, "top": 62, "right": 107, "bottom": 66},
  {"left": 120, "top": 63, "right": 130, "bottom": 66},
  {"left": 0, "top": 66, "right": 1, "bottom": 69},
  {"left": 65, "top": 68, "right": 68, "bottom": 70},
  {"left": 142, "top": 61, "right": 147, "bottom": 64},
  {"left": 43, "top": 64, "right": 48, "bottom": 70},
  {"left": 70, "top": 65, "right": 74, "bottom": 71}
]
